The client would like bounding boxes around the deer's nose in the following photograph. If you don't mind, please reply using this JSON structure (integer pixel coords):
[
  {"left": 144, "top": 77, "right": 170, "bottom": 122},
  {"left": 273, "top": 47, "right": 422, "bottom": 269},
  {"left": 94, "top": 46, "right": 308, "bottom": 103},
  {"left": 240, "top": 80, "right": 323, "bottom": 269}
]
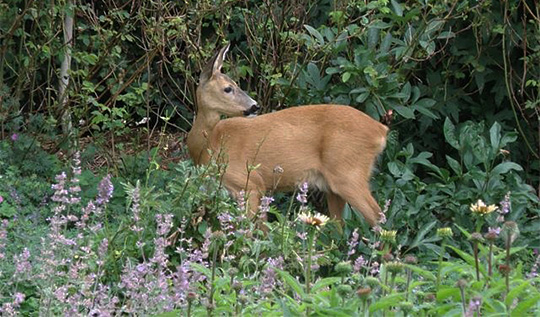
[{"left": 244, "top": 104, "right": 260, "bottom": 116}]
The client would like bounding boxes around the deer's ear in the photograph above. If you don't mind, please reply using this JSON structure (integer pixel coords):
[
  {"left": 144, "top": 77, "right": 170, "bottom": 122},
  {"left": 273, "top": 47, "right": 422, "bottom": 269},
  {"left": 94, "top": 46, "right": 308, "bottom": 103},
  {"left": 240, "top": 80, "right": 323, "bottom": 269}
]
[{"left": 200, "top": 43, "right": 230, "bottom": 85}]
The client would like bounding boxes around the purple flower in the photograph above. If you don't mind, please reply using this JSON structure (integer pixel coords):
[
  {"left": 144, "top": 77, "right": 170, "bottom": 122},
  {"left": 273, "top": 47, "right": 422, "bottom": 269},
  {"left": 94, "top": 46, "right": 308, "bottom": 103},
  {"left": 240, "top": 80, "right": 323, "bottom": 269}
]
[
  {"left": 353, "top": 255, "right": 367, "bottom": 273},
  {"left": 11, "top": 133, "right": 18, "bottom": 141},
  {"left": 0, "top": 220, "right": 7, "bottom": 260},
  {"left": 0, "top": 292, "right": 24, "bottom": 316},
  {"left": 258, "top": 196, "right": 274, "bottom": 217},
  {"left": 97, "top": 238, "right": 109, "bottom": 264},
  {"left": 0, "top": 196, "right": 3, "bottom": 203},
  {"left": 527, "top": 251, "right": 540, "bottom": 279},
  {"left": 66, "top": 151, "right": 82, "bottom": 205},
  {"left": 51, "top": 172, "right": 69, "bottom": 208},
  {"left": 218, "top": 212, "right": 234, "bottom": 233},
  {"left": 156, "top": 214, "right": 173, "bottom": 236},
  {"left": 296, "top": 182, "right": 309, "bottom": 207},
  {"left": 370, "top": 261, "right": 380, "bottom": 276},
  {"left": 497, "top": 192, "right": 511, "bottom": 222},
  {"left": 465, "top": 296, "right": 482, "bottom": 317},
  {"left": 237, "top": 190, "right": 246, "bottom": 211},
  {"left": 310, "top": 253, "right": 321, "bottom": 271},
  {"left": 296, "top": 232, "right": 307, "bottom": 241},
  {"left": 372, "top": 225, "right": 382, "bottom": 234},
  {"left": 14, "top": 248, "right": 32, "bottom": 276},
  {"left": 13, "top": 293, "right": 24, "bottom": 306},
  {"left": 96, "top": 174, "right": 114, "bottom": 205},
  {"left": 347, "top": 228, "right": 360, "bottom": 258},
  {"left": 379, "top": 199, "right": 390, "bottom": 224},
  {"left": 259, "top": 256, "right": 284, "bottom": 294},
  {"left": 488, "top": 227, "right": 501, "bottom": 236},
  {"left": 130, "top": 183, "right": 143, "bottom": 233}
]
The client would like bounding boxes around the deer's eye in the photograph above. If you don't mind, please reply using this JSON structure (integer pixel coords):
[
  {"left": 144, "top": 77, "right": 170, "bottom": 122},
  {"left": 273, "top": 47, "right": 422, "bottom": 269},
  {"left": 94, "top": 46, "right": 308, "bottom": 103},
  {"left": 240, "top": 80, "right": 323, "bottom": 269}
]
[{"left": 224, "top": 86, "right": 233, "bottom": 93}]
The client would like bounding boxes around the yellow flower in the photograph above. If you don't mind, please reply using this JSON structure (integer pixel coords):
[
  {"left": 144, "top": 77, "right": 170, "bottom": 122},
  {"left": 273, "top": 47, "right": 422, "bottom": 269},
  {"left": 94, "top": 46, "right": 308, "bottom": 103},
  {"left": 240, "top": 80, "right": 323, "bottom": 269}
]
[
  {"left": 380, "top": 229, "right": 397, "bottom": 243},
  {"left": 298, "top": 212, "right": 330, "bottom": 228},
  {"left": 470, "top": 199, "right": 498, "bottom": 215},
  {"left": 437, "top": 227, "right": 453, "bottom": 238}
]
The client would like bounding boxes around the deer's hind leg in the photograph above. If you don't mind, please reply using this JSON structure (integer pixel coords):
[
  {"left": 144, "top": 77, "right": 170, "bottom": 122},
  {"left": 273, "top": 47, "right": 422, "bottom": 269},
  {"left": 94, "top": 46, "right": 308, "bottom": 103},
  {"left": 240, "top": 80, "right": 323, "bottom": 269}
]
[{"left": 323, "top": 170, "right": 382, "bottom": 227}]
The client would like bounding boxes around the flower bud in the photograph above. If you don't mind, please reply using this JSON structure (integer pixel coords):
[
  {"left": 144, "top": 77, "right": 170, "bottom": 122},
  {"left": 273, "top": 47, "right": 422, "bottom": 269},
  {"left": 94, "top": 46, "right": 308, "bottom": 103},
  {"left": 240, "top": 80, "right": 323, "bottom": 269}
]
[
  {"left": 382, "top": 253, "right": 394, "bottom": 262},
  {"left": 404, "top": 255, "right": 417, "bottom": 265},
  {"left": 356, "top": 287, "right": 372, "bottom": 298},
  {"left": 380, "top": 229, "right": 397, "bottom": 243},
  {"left": 365, "top": 276, "right": 380, "bottom": 288},
  {"left": 386, "top": 261, "right": 404, "bottom": 274},
  {"left": 455, "top": 279, "right": 468, "bottom": 289},
  {"left": 337, "top": 285, "right": 353, "bottom": 297},
  {"left": 335, "top": 261, "right": 353, "bottom": 275},
  {"left": 437, "top": 227, "right": 453, "bottom": 238},
  {"left": 469, "top": 232, "right": 484, "bottom": 243}
]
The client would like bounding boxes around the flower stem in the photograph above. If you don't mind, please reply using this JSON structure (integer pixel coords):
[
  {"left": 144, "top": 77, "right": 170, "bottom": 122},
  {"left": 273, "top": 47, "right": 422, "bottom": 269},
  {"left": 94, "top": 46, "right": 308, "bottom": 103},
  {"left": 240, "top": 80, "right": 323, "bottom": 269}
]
[
  {"left": 459, "top": 287, "right": 466, "bottom": 315},
  {"left": 473, "top": 242, "right": 480, "bottom": 281},
  {"left": 505, "top": 233, "right": 511, "bottom": 297},
  {"left": 436, "top": 239, "right": 446, "bottom": 291},
  {"left": 207, "top": 243, "right": 219, "bottom": 317},
  {"left": 405, "top": 268, "right": 412, "bottom": 301},
  {"left": 488, "top": 241, "right": 493, "bottom": 277}
]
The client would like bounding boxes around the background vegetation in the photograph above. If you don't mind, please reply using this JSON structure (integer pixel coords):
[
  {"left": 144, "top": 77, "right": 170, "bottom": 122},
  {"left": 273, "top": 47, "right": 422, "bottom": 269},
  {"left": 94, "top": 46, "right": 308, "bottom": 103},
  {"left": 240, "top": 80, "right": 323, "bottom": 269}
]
[{"left": 0, "top": 0, "right": 539, "bottom": 315}]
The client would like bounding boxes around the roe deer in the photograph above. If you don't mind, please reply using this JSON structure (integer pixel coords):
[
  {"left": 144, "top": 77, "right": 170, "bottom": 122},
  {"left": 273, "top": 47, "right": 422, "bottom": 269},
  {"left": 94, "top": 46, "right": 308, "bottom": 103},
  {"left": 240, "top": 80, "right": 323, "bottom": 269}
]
[{"left": 187, "top": 44, "right": 388, "bottom": 226}]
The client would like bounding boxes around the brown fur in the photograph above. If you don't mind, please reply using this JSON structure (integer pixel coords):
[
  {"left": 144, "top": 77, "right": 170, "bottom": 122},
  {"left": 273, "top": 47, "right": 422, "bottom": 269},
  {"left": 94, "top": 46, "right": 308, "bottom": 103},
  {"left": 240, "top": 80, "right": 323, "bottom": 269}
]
[{"left": 187, "top": 45, "right": 388, "bottom": 226}]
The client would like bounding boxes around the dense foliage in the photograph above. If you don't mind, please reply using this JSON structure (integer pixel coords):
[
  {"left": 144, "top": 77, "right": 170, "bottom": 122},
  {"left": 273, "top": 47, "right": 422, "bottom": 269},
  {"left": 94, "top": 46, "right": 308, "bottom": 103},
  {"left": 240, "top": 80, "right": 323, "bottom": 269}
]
[{"left": 0, "top": 0, "right": 539, "bottom": 315}]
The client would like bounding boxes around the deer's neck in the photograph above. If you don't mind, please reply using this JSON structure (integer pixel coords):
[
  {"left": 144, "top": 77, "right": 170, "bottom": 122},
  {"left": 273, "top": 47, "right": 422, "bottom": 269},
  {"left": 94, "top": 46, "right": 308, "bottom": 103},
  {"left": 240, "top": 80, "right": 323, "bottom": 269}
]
[{"left": 187, "top": 109, "right": 221, "bottom": 165}]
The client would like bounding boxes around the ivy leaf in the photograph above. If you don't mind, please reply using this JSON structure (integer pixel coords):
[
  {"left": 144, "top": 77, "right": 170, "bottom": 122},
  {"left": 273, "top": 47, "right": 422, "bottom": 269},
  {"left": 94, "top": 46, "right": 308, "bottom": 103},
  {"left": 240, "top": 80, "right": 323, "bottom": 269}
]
[
  {"left": 304, "top": 25, "right": 324, "bottom": 45},
  {"left": 443, "top": 118, "right": 459, "bottom": 150},
  {"left": 390, "top": 0, "right": 403, "bottom": 17}
]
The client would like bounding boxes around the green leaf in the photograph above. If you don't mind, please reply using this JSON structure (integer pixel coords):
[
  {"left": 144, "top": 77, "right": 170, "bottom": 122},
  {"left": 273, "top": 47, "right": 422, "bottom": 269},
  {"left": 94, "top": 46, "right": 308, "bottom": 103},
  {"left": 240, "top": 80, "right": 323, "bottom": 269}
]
[
  {"left": 368, "top": 27, "right": 380, "bottom": 49},
  {"left": 390, "top": 0, "right": 403, "bottom": 16},
  {"left": 443, "top": 118, "right": 459, "bottom": 149},
  {"left": 415, "top": 105, "right": 439, "bottom": 119},
  {"left": 277, "top": 297, "right": 295, "bottom": 316},
  {"left": 370, "top": 20, "right": 392, "bottom": 29},
  {"left": 304, "top": 24, "right": 324, "bottom": 45},
  {"left": 414, "top": 98, "right": 436, "bottom": 108},
  {"left": 446, "top": 155, "right": 462, "bottom": 176},
  {"left": 342, "top": 72, "right": 351, "bottom": 83},
  {"left": 190, "top": 262, "right": 212, "bottom": 277},
  {"left": 406, "top": 264, "right": 436, "bottom": 281},
  {"left": 490, "top": 121, "right": 502, "bottom": 153},
  {"left": 356, "top": 92, "right": 370, "bottom": 103},
  {"left": 511, "top": 294, "right": 540, "bottom": 317},
  {"left": 436, "top": 287, "right": 460, "bottom": 302},
  {"left": 437, "top": 31, "right": 455, "bottom": 39},
  {"left": 407, "top": 220, "right": 437, "bottom": 251},
  {"left": 312, "top": 277, "right": 341, "bottom": 292},
  {"left": 447, "top": 245, "right": 488, "bottom": 277},
  {"left": 394, "top": 106, "right": 415, "bottom": 119},
  {"left": 401, "top": 82, "right": 411, "bottom": 102},
  {"left": 491, "top": 162, "right": 523, "bottom": 176},
  {"left": 425, "top": 19, "right": 445, "bottom": 36},
  {"left": 369, "top": 293, "right": 404, "bottom": 312},
  {"left": 505, "top": 280, "right": 532, "bottom": 306},
  {"left": 276, "top": 269, "right": 306, "bottom": 298}
]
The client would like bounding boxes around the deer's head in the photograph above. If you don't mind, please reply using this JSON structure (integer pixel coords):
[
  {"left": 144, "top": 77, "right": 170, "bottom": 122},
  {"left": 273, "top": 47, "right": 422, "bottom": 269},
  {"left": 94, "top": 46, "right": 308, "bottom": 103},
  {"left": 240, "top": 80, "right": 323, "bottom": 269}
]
[{"left": 197, "top": 44, "right": 259, "bottom": 117}]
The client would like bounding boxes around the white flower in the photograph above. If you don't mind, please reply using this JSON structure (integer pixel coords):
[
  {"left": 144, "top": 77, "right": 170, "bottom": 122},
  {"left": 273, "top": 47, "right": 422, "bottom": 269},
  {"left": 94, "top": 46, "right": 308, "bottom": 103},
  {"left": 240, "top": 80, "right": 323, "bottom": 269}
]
[{"left": 297, "top": 212, "right": 329, "bottom": 228}]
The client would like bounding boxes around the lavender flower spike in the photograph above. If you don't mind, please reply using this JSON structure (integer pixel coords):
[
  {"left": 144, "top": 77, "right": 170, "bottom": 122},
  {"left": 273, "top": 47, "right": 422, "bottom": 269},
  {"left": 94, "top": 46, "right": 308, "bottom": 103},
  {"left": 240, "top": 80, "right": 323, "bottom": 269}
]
[{"left": 96, "top": 174, "right": 114, "bottom": 205}]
